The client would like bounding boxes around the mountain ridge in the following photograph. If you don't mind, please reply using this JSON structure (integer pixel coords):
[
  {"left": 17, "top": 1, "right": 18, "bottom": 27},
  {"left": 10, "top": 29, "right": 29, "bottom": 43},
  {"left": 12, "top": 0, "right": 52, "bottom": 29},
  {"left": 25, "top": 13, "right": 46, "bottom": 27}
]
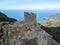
[{"left": 0, "top": 12, "right": 17, "bottom": 22}]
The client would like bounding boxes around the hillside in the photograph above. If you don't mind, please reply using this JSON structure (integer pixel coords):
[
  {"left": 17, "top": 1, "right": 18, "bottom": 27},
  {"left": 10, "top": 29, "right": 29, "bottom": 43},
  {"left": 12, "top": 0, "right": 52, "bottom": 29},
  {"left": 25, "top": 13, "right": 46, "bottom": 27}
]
[
  {"left": 39, "top": 20, "right": 60, "bottom": 27},
  {"left": 0, "top": 12, "right": 17, "bottom": 22},
  {"left": 0, "top": 12, "right": 17, "bottom": 38},
  {"left": 39, "top": 14, "right": 60, "bottom": 43},
  {"left": 39, "top": 21, "right": 60, "bottom": 43},
  {"left": 41, "top": 25, "right": 60, "bottom": 43}
]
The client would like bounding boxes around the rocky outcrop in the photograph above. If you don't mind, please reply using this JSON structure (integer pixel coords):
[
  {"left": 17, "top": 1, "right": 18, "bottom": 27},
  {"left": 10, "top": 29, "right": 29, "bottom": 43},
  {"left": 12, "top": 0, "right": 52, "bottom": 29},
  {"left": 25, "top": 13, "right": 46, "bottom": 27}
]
[{"left": 2, "top": 21, "right": 49, "bottom": 45}]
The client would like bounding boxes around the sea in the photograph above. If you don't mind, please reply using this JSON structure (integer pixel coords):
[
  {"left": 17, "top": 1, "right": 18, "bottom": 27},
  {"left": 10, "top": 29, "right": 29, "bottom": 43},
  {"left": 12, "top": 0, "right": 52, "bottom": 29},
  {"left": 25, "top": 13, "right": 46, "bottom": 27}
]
[{"left": 0, "top": 10, "right": 60, "bottom": 21}]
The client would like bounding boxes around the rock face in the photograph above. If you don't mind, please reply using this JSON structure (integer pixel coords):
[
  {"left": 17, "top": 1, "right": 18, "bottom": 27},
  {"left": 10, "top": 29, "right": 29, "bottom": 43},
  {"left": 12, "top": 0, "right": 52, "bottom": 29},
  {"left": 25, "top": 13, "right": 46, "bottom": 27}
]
[
  {"left": 3, "top": 22, "right": 49, "bottom": 45},
  {"left": 1, "top": 12, "right": 59, "bottom": 45}
]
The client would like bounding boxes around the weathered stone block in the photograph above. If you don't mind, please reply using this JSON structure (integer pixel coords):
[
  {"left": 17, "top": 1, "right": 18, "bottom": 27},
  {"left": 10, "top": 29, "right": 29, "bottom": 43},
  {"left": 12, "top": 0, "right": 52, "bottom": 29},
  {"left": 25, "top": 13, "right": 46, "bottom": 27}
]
[{"left": 24, "top": 12, "right": 37, "bottom": 24}]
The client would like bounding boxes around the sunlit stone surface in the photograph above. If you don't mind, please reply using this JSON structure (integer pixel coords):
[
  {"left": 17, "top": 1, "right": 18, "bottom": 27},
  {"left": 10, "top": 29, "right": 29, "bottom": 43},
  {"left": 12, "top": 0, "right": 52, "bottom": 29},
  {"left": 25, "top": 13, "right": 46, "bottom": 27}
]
[
  {"left": 24, "top": 12, "right": 37, "bottom": 24},
  {"left": 3, "top": 22, "right": 49, "bottom": 45}
]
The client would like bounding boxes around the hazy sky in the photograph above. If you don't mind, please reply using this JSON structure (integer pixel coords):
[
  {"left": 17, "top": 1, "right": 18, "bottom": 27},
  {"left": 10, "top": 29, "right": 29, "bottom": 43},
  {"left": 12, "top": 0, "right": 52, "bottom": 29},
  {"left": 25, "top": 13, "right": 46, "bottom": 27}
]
[
  {"left": 0, "top": 0, "right": 60, "bottom": 10},
  {"left": 0, "top": 0, "right": 60, "bottom": 20}
]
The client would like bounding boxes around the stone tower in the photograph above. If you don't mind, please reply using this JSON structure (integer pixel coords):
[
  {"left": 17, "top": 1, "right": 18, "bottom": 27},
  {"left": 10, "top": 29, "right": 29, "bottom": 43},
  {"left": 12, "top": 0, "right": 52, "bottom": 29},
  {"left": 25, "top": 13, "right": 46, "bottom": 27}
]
[{"left": 24, "top": 12, "right": 37, "bottom": 24}]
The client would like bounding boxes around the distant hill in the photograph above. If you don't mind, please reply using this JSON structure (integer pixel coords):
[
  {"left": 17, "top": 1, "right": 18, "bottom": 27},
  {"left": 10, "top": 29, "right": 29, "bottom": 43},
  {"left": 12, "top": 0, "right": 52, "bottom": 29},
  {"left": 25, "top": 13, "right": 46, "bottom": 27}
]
[
  {"left": 45, "top": 13, "right": 60, "bottom": 21},
  {"left": 39, "top": 20, "right": 60, "bottom": 27},
  {"left": 0, "top": 12, "right": 17, "bottom": 22},
  {"left": 39, "top": 13, "right": 60, "bottom": 27}
]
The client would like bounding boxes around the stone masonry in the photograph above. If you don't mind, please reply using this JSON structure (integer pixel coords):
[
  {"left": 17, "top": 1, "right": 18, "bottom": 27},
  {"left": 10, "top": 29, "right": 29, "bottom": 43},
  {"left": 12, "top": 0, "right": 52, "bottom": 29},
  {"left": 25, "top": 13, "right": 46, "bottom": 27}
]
[{"left": 24, "top": 12, "right": 37, "bottom": 24}]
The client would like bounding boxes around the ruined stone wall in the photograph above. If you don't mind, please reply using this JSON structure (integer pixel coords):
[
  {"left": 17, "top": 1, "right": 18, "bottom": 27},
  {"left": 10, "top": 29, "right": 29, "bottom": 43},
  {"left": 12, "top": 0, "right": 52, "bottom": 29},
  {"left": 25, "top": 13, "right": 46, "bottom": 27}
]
[{"left": 24, "top": 12, "right": 37, "bottom": 24}]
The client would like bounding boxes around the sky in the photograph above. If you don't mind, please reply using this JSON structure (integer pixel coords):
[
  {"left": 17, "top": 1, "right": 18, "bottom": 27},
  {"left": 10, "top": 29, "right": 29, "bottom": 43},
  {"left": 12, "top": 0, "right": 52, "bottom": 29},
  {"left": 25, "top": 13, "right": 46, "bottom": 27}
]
[
  {"left": 0, "top": 0, "right": 60, "bottom": 10},
  {"left": 0, "top": 0, "right": 60, "bottom": 20}
]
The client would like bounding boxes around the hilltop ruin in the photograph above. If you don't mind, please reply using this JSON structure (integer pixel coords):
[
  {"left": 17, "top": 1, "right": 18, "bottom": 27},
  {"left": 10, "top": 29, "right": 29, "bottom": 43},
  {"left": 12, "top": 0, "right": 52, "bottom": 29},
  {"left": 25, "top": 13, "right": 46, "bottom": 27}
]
[{"left": 0, "top": 12, "right": 59, "bottom": 45}]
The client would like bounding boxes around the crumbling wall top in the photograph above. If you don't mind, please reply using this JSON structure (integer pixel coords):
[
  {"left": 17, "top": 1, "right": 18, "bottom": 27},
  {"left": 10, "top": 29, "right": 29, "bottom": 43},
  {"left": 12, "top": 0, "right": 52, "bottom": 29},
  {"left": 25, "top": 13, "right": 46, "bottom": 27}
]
[{"left": 24, "top": 12, "right": 37, "bottom": 24}]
